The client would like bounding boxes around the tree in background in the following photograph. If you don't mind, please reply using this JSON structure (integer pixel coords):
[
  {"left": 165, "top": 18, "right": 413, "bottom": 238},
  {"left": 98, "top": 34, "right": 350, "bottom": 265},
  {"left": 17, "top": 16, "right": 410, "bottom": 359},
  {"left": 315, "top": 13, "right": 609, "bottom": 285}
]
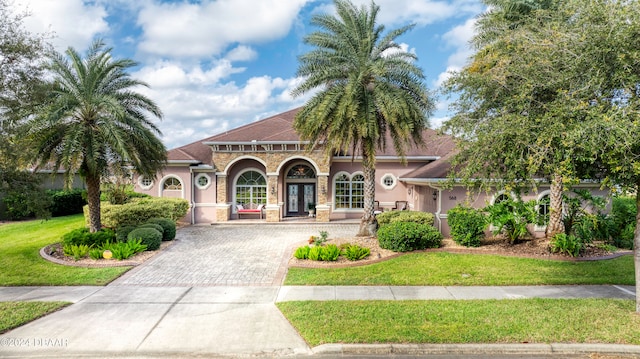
[
  {"left": 292, "top": 0, "right": 434, "bottom": 236},
  {"left": 446, "top": 0, "right": 640, "bottom": 312},
  {"left": 0, "top": 0, "right": 52, "bottom": 219},
  {"left": 28, "top": 40, "right": 167, "bottom": 232},
  {"left": 564, "top": 0, "right": 640, "bottom": 313},
  {"left": 442, "top": 0, "right": 602, "bottom": 238}
]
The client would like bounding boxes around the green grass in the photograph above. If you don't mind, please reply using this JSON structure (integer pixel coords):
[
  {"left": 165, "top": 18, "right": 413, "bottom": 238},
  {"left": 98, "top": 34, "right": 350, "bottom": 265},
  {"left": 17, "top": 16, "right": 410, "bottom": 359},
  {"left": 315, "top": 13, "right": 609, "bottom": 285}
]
[
  {"left": 0, "top": 214, "right": 130, "bottom": 286},
  {"left": 0, "top": 301, "right": 70, "bottom": 333},
  {"left": 277, "top": 299, "right": 640, "bottom": 346},
  {"left": 285, "top": 252, "right": 634, "bottom": 286}
]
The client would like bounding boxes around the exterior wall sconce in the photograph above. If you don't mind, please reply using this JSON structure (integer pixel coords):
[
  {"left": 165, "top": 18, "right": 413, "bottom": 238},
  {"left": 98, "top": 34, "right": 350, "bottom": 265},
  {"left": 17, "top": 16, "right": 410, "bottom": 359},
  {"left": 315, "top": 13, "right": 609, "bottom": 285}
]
[
  {"left": 432, "top": 190, "right": 438, "bottom": 201},
  {"left": 321, "top": 185, "right": 326, "bottom": 195},
  {"left": 270, "top": 185, "right": 275, "bottom": 195},
  {"left": 407, "top": 187, "right": 412, "bottom": 195}
]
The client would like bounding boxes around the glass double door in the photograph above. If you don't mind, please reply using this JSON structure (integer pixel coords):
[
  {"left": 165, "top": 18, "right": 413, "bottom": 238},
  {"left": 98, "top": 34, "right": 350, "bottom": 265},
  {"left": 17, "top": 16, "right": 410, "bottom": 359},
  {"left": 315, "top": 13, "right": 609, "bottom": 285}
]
[{"left": 287, "top": 183, "right": 315, "bottom": 216}]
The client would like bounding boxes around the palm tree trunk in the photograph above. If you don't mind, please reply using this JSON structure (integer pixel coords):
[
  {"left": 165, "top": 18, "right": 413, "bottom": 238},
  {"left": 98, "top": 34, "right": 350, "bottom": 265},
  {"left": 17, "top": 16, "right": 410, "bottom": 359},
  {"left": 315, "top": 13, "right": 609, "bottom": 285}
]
[
  {"left": 634, "top": 182, "right": 640, "bottom": 313},
  {"left": 357, "top": 144, "right": 377, "bottom": 237},
  {"left": 546, "top": 173, "right": 565, "bottom": 237},
  {"left": 85, "top": 173, "right": 102, "bottom": 232}
]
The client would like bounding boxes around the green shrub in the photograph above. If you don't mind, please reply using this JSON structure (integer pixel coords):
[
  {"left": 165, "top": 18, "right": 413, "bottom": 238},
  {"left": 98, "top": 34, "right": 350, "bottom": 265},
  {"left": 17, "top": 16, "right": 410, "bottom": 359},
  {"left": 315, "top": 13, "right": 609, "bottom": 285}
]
[
  {"left": 610, "top": 196, "right": 636, "bottom": 249},
  {"left": 146, "top": 218, "right": 177, "bottom": 241},
  {"left": 138, "top": 223, "right": 164, "bottom": 237},
  {"left": 447, "top": 205, "right": 486, "bottom": 247},
  {"left": 308, "top": 246, "right": 323, "bottom": 261},
  {"left": 342, "top": 244, "right": 371, "bottom": 261},
  {"left": 1, "top": 171, "right": 52, "bottom": 220},
  {"left": 47, "top": 189, "right": 86, "bottom": 217},
  {"left": 486, "top": 198, "right": 536, "bottom": 244},
  {"left": 62, "top": 228, "right": 116, "bottom": 247},
  {"left": 127, "top": 227, "right": 162, "bottom": 251},
  {"left": 89, "top": 248, "right": 103, "bottom": 260},
  {"left": 377, "top": 222, "right": 442, "bottom": 252},
  {"left": 116, "top": 225, "right": 137, "bottom": 242},
  {"left": 376, "top": 211, "right": 435, "bottom": 227},
  {"left": 320, "top": 244, "right": 341, "bottom": 261},
  {"left": 616, "top": 223, "right": 635, "bottom": 250},
  {"left": 101, "top": 239, "right": 147, "bottom": 260},
  {"left": 91, "top": 197, "right": 188, "bottom": 228},
  {"left": 550, "top": 233, "right": 583, "bottom": 257},
  {"left": 294, "top": 246, "right": 311, "bottom": 259},
  {"left": 63, "top": 243, "right": 90, "bottom": 260}
]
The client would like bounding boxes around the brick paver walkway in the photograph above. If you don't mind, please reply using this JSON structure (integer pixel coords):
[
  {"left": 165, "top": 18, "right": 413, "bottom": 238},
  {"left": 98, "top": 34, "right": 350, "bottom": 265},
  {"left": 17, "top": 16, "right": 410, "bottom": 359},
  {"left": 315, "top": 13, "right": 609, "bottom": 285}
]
[{"left": 110, "top": 223, "right": 359, "bottom": 287}]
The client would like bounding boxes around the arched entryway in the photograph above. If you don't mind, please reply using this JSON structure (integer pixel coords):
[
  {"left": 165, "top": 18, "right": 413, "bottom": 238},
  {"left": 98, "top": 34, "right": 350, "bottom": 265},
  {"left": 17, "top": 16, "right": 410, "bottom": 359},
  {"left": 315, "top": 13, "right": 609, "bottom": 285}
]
[{"left": 284, "top": 162, "right": 316, "bottom": 217}]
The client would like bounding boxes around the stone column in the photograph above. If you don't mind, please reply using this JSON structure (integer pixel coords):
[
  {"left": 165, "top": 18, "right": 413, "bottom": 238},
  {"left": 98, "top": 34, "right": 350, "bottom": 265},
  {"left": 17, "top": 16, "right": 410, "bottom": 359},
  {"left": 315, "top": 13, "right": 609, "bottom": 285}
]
[
  {"left": 266, "top": 175, "right": 280, "bottom": 222},
  {"left": 316, "top": 175, "right": 330, "bottom": 222},
  {"left": 215, "top": 174, "right": 230, "bottom": 222}
]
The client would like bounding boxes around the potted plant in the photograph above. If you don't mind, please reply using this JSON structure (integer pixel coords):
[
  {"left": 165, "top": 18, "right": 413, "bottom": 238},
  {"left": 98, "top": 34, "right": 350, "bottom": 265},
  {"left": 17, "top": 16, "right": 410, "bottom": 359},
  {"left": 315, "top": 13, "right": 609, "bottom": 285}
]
[{"left": 307, "top": 202, "right": 316, "bottom": 217}]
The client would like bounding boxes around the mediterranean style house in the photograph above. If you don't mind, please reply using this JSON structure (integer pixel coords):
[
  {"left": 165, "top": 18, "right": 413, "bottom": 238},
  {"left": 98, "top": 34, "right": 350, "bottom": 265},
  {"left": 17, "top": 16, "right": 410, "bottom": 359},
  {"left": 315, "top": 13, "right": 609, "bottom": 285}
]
[{"left": 134, "top": 107, "right": 609, "bottom": 237}]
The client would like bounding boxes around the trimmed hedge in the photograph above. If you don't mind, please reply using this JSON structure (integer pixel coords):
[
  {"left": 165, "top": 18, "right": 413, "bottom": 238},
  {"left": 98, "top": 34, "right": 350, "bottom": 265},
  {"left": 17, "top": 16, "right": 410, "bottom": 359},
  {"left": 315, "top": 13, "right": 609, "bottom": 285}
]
[
  {"left": 85, "top": 197, "right": 189, "bottom": 228},
  {"left": 127, "top": 227, "right": 162, "bottom": 251},
  {"left": 146, "top": 218, "right": 177, "bottom": 241},
  {"left": 376, "top": 210, "right": 435, "bottom": 227},
  {"left": 447, "top": 205, "right": 486, "bottom": 247},
  {"left": 377, "top": 222, "right": 442, "bottom": 252},
  {"left": 138, "top": 223, "right": 164, "bottom": 236},
  {"left": 116, "top": 225, "right": 137, "bottom": 242},
  {"left": 48, "top": 189, "right": 87, "bottom": 217}
]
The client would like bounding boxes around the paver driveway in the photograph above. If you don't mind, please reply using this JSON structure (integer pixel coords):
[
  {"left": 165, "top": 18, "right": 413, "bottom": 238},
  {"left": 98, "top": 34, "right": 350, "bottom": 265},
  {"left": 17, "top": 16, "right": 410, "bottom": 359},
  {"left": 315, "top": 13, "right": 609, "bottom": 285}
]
[{"left": 111, "top": 223, "right": 359, "bottom": 287}]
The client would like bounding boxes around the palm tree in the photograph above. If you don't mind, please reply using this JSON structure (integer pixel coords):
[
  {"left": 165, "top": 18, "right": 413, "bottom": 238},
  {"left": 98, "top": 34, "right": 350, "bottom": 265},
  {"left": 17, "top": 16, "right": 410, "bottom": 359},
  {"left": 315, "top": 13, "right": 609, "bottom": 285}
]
[
  {"left": 292, "top": 0, "right": 434, "bottom": 236},
  {"left": 29, "top": 40, "right": 167, "bottom": 232}
]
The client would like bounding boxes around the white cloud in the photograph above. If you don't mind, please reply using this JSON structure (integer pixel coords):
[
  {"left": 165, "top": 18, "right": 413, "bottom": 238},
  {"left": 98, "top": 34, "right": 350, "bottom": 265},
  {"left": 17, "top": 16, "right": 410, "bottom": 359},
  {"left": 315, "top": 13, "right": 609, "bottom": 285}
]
[
  {"left": 346, "top": 0, "right": 482, "bottom": 26},
  {"left": 133, "top": 62, "right": 306, "bottom": 148},
  {"left": 433, "top": 17, "right": 477, "bottom": 87},
  {"left": 225, "top": 45, "right": 258, "bottom": 62},
  {"left": 136, "top": 0, "right": 309, "bottom": 59},
  {"left": 17, "top": 0, "right": 109, "bottom": 51},
  {"left": 430, "top": 116, "right": 450, "bottom": 128}
]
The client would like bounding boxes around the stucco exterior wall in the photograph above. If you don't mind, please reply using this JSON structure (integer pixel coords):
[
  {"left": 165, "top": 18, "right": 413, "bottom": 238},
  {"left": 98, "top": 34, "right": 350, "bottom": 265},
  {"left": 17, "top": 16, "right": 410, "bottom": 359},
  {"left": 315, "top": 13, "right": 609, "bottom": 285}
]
[
  {"left": 327, "top": 161, "right": 427, "bottom": 220},
  {"left": 429, "top": 184, "right": 611, "bottom": 238}
]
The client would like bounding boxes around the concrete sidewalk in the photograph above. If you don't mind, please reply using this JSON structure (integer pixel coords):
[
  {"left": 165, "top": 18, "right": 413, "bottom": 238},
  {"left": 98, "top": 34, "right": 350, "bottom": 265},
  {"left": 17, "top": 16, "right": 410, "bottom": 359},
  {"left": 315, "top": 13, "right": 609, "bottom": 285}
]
[
  {"left": 0, "top": 284, "right": 635, "bottom": 303},
  {"left": 0, "top": 285, "right": 637, "bottom": 358}
]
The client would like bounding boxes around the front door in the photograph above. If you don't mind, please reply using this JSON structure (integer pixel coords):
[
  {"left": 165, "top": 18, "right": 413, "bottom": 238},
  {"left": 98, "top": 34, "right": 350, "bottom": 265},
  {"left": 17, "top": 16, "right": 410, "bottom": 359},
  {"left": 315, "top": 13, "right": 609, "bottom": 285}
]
[{"left": 287, "top": 183, "right": 315, "bottom": 216}]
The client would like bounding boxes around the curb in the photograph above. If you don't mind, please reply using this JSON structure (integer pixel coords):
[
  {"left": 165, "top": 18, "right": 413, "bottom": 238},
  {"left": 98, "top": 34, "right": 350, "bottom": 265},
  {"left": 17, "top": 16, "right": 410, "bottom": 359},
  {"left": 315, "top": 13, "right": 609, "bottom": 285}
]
[{"left": 313, "top": 343, "right": 640, "bottom": 356}]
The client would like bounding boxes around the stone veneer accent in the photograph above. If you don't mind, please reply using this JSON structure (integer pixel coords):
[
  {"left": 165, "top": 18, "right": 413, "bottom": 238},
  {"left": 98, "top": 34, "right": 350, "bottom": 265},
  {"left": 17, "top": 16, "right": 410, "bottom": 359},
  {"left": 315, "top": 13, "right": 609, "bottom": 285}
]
[
  {"left": 215, "top": 204, "right": 230, "bottom": 222},
  {"left": 212, "top": 148, "right": 331, "bottom": 222}
]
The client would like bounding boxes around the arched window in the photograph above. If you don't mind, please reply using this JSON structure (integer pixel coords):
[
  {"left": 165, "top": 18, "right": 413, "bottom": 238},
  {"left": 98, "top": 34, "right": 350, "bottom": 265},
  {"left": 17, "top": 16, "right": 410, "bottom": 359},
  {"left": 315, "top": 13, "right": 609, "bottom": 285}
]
[
  {"left": 334, "top": 172, "right": 364, "bottom": 209},
  {"left": 538, "top": 194, "right": 550, "bottom": 219},
  {"left": 163, "top": 177, "right": 182, "bottom": 190},
  {"left": 286, "top": 164, "right": 316, "bottom": 179},
  {"left": 236, "top": 170, "right": 267, "bottom": 206}
]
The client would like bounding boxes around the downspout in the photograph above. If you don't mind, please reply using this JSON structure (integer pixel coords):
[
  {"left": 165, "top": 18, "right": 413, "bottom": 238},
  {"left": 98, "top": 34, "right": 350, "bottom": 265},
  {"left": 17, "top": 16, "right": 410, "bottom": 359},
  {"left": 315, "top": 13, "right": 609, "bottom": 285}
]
[
  {"left": 190, "top": 167, "right": 195, "bottom": 225},
  {"left": 428, "top": 184, "right": 444, "bottom": 233}
]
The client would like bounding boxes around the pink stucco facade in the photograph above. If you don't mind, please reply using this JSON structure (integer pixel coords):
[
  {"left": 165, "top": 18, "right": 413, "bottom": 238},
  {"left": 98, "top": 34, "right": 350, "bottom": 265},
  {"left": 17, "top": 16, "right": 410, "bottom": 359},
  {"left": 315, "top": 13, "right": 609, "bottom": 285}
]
[{"left": 133, "top": 108, "right": 610, "bottom": 238}]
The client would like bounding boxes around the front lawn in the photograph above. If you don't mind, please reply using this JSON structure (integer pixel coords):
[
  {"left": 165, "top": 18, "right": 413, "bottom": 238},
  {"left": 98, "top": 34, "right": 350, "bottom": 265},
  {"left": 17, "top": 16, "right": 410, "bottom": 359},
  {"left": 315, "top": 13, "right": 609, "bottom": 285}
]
[
  {"left": 0, "top": 214, "right": 130, "bottom": 286},
  {"left": 284, "top": 252, "right": 634, "bottom": 286},
  {"left": 0, "top": 301, "right": 70, "bottom": 333},
  {"left": 277, "top": 299, "right": 640, "bottom": 346}
]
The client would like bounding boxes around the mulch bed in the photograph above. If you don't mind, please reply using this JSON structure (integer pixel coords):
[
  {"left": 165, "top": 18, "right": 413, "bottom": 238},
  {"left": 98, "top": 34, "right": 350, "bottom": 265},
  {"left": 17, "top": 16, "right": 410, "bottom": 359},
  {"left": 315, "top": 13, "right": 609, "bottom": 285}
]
[
  {"left": 289, "top": 235, "right": 632, "bottom": 268},
  {"left": 40, "top": 241, "right": 174, "bottom": 268}
]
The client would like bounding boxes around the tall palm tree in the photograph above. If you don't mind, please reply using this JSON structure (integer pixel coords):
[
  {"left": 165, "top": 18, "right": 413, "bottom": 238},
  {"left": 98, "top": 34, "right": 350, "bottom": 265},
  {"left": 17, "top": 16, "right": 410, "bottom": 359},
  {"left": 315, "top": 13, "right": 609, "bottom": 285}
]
[
  {"left": 292, "top": 0, "right": 434, "bottom": 236},
  {"left": 29, "top": 40, "right": 167, "bottom": 232}
]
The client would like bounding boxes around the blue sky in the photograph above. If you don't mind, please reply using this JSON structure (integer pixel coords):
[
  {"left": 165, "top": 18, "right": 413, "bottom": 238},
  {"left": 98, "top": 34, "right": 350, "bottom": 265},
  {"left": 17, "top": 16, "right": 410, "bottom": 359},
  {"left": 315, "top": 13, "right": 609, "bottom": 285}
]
[{"left": 13, "top": 0, "right": 484, "bottom": 149}]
